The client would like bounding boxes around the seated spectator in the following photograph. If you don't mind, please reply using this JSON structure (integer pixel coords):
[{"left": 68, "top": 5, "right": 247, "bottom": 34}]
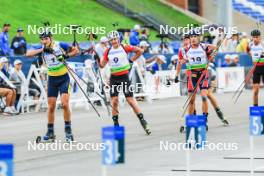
[
  {"left": 129, "top": 24, "right": 141, "bottom": 46},
  {"left": 229, "top": 54, "right": 240, "bottom": 67},
  {"left": 0, "top": 57, "right": 17, "bottom": 115},
  {"left": 168, "top": 55, "right": 178, "bottom": 70},
  {"left": 10, "top": 28, "right": 27, "bottom": 55},
  {"left": 222, "top": 54, "right": 240, "bottom": 67},
  {"left": 10, "top": 59, "right": 23, "bottom": 95}
]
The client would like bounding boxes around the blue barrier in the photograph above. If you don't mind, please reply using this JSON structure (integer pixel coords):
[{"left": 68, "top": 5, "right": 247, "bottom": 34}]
[{"left": 1, "top": 52, "right": 252, "bottom": 76}]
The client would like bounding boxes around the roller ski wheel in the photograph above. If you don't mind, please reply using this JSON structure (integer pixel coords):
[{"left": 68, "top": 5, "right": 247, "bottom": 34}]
[
  {"left": 65, "top": 133, "right": 74, "bottom": 142},
  {"left": 36, "top": 133, "right": 56, "bottom": 143},
  {"left": 140, "top": 119, "right": 151, "bottom": 135},
  {"left": 180, "top": 126, "right": 185, "bottom": 133}
]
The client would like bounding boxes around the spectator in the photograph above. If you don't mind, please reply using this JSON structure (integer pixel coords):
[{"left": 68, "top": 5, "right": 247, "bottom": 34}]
[
  {"left": 0, "top": 23, "right": 11, "bottom": 56},
  {"left": 136, "top": 41, "right": 149, "bottom": 77},
  {"left": 129, "top": 24, "right": 141, "bottom": 46},
  {"left": 95, "top": 36, "right": 108, "bottom": 57},
  {"left": 159, "top": 42, "right": 174, "bottom": 54},
  {"left": 222, "top": 54, "right": 240, "bottom": 67},
  {"left": 0, "top": 57, "right": 17, "bottom": 115},
  {"left": 11, "top": 28, "right": 27, "bottom": 55},
  {"left": 147, "top": 55, "right": 167, "bottom": 94},
  {"left": 236, "top": 32, "right": 249, "bottom": 53},
  {"left": 94, "top": 36, "right": 110, "bottom": 86},
  {"left": 229, "top": 54, "right": 240, "bottom": 67},
  {"left": 226, "top": 33, "right": 239, "bottom": 52},
  {"left": 168, "top": 55, "right": 178, "bottom": 70}
]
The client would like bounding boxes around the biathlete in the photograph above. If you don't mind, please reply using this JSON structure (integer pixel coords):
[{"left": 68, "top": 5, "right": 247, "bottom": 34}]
[
  {"left": 247, "top": 29, "right": 264, "bottom": 107},
  {"left": 174, "top": 30, "right": 216, "bottom": 130},
  {"left": 95, "top": 30, "right": 151, "bottom": 135},
  {"left": 175, "top": 33, "right": 228, "bottom": 127},
  {"left": 26, "top": 31, "right": 79, "bottom": 142}
]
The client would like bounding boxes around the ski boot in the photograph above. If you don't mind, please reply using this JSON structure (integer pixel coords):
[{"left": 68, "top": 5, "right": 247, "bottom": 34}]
[
  {"left": 139, "top": 118, "right": 151, "bottom": 135},
  {"left": 112, "top": 116, "right": 119, "bottom": 127},
  {"left": 65, "top": 132, "right": 74, "bottom": 142},
  {"left": 216, "top": 109, "right": 229, "bottom": 126}
]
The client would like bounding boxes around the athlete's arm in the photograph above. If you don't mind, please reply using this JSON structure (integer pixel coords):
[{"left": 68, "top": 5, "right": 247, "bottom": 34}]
[
  {"left": 26, "top": 47, "right": 43, "bottom": 57},
  {"left": 67, "top": 46, "right": 79, "bottom": 57},
  {"left": 97, "top": 49, "right": 109, "bottom": 68},
  {"left": 124, "top": 45, "right": 143, "bottom": 62},
  {"left": 175, "top": 49, "right": 183, "bottom": 79},
  {"left": 60, "top": 42, "right": 79, "bottom": 57}
]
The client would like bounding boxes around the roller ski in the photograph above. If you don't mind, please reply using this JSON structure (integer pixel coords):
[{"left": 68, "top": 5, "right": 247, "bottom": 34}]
[
  {"left": 139, "top": 118, "right": 151, "bottom": 135},
  {"left": 36, "top": 132, "right": 56, "bottom": 143}
]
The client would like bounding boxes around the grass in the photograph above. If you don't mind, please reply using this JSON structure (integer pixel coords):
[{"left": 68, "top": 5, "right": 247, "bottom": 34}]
[
  {"left": 0, "top": 0, "right": 139, "bottom": 43},
  {"left": 0, "top": 0, "right": 200, "bottom": 43},
  {"left": 116, "top": 0, "right": 200, "bottom": 27}
]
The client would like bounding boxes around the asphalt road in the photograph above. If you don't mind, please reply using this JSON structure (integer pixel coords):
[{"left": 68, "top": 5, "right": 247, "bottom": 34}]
[{"left": 0, "top": 90, "right": 263, "bottom": 176}]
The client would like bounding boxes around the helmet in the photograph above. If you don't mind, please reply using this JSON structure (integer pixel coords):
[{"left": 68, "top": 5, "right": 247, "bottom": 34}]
[
  {"left": 251, "top": 29, "right": 261, "bottom": 37},
  {"left": 39, "top": 30, "right": 52, "bottom": 39},
  {"left": 107, "top": 30, "right": 120, "bottom": 40},
  {"left": 189, "top": 28, "right": 201, "bottom": 36},
  {"left": 182, "top": 33, "right": 190, "bottom": 39}
]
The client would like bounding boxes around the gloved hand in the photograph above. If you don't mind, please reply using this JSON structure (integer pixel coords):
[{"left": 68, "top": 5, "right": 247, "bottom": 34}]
[
  {"left": 175, "top": 75, "right": 179, "bottom": 83},
  {"left": 57, "top": 54, "right": 69, "bottom": 62},
  {"left": 43, "top": 47, "right": 54, "bottom": 54}
]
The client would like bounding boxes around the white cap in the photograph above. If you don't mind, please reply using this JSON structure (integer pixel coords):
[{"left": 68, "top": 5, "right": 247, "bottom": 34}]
[
  {"left": 224, "top": 54, "right": 231, "bottom": 59},
  {"left": 100, "top": 36, "right": 108, "bottom": 43},
  {"left": 14, "top": 59, "right": 22, "bottom": 65},
  {"left": 134, "top": 24, "right": 141, "bottom": 30},
  {"left": 242, "top": 32, "right": 247, "bottom": 37},
  {"left": 139, "top": 41, "right": 149, "bottom": 47},
  {"left": 157, "top": 55, "right": 167, "bottom": 64},
  {"left": 0, "top": 57, "right": 8, "bottom": 63},
  {"left": 230, "top": 54, "right": 239, "bottom": 59},
  {"left": 171, "top": 55, "right": 178, "bottom": 61}
]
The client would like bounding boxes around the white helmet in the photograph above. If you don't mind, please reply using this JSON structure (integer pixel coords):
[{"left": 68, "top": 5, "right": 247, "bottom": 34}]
[{"left": 107, "top": 30, "right": 120, "bottom": 40}]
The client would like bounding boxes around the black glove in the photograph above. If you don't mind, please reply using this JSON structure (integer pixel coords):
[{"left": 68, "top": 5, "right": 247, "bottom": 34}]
[
  {"left": 129, "top": 59, "right": 133, "bottom": 64},
  {"left": 43, "top": 47, "right": 54, "bottom": 54},
  {"left": 175, "top": 76, "right": 179, "bottom": 83},
  {"left": 57, "top": 54, "right": 69, "bottom": 62},
  {"left": 94, "top": 52, "right": 100, "bottom": 62}
]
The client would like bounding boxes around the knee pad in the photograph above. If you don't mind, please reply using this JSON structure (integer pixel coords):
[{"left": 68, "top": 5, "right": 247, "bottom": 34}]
[{"left": 201, "top": 96, "right": 207, "bottom": 102}]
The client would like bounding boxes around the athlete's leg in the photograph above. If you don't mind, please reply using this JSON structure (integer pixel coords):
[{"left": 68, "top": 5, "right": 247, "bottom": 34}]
[
  {"left": 61, "top": 93, "right": 71, "bottom": 122},
  {"left": 126, "top": 97, "right": 141, "bottom": 114},
  {"left": 252, "top": 68, "right": 261, "bottom": 106},
  {"left": 188, "top": 93, "right": 196, "bottom": 115},
  {"left": 201, "top": 89, "right": 208, "bottom": 114},
  {"left": 207, "top": 88, "right": 218, "bottom": 108},
  {"left": 111, "top": 96, "right": 119, "bottom": 126},
  {"left": 47, "top": 97, "right": 57, "bottom": 124},
  {"left": 253, "top": 83, "right": 260, "bottom": 106}
]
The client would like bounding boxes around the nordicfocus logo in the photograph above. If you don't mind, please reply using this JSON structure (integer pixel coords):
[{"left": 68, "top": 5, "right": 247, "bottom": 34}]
[
  {"left": 27, "top": 140, "right": 106, "bottom": 151},
  {"left": 159, "top": 141, "right": 239, "bottom": 151},
  {"left": 27, "top": 24, "right": 106, "bottom": 35}
]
